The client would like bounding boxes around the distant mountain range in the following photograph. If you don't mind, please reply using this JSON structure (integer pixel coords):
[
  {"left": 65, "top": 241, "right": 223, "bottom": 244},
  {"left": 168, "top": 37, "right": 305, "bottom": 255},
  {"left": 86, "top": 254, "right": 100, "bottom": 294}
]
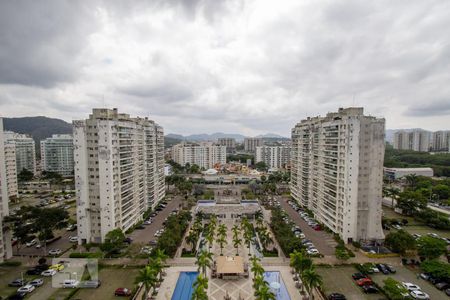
[
  {"left": 3, "top": 116, "right": 72, "bottom": 144},
  {"left": 165, "top": 132, "right": 288, "bottom": 142}
]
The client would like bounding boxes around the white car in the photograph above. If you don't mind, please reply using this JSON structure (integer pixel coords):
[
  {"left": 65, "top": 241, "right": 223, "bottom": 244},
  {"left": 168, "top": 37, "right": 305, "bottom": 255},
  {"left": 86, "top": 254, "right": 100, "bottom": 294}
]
[
  {"left": 69, "top": 236, "right": 78, "bottom": 242},
  {"left": 410, "top": 290, "right": 429, "bottom": 299},
  {"left": 144, "top": 220, "right": 152, "bottom": 225},
  {"left": 26, "top": 239, "right": 37, "bottom": 247},
  {"left": 17, "top": 284, "right": 35, "bottom": 293},
  {"left": 307, "top": 249, "right": 319, "bottom": 255},
  {"left": 402, "top": 282, "right": 421, "bottom": 292},
  {"left": 35, "top": 243, "right": 42, "bottom": 249},
  {"left": 62, "top": 279, "right": 80, "bottom": 288},
  {"left": 427, "top": 233, "right": 439, "bottom": 238},
  {"left": 29, "top": 278, "right": 44, "bottom": 287},
  {"left": 49, "top": 249, "right": 62, "bottom": 255},
  {"left": 41, "top": 269, "right": 57, "bottom": 276}
]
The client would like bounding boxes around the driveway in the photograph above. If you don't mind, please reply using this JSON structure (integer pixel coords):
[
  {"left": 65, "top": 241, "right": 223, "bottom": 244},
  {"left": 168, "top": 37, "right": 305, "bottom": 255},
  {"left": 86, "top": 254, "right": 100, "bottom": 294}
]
[
  {"left": 130, "top": 196, "right": 182, "bottom": 244},
  {"left": 278, "top": 196, "right": 337, "bottom": 256},
  {"left": 13, "top": 229, "right": 74, "bottom": 257}
]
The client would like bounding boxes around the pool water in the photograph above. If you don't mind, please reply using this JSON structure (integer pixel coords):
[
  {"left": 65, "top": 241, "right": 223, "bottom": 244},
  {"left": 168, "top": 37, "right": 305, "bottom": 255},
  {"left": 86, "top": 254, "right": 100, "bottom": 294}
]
[
  {"left": 171, "top": 271, "right": 199, "bottom": 300},
  {"left": 263, "top": 271, "right": 291, "bottom": 300}
]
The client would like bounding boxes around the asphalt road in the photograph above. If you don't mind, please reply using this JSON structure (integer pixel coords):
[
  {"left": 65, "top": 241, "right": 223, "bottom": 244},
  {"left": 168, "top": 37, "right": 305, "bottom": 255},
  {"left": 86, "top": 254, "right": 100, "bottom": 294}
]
[
  {"left": 278, "top": 196, "right": 337, "bottom": 256},
  {"left": 130, "top": 196, "right": 182, "bottom": 244},
  {"left": 13, "top": 229, "right": 75, "bottom": 257}
]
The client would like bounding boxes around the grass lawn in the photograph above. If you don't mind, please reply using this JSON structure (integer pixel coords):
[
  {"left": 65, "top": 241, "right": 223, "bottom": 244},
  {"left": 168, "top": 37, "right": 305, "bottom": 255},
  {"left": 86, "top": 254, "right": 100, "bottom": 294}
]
[
  {"left": 72, "top": 267, "right": 139, "bottom": 300},
  {"left": 317, "top": 265, "right": 386, "bottom": 300},
  {"left": 383, "top": 206, "right": 450, "bottom": 238}
]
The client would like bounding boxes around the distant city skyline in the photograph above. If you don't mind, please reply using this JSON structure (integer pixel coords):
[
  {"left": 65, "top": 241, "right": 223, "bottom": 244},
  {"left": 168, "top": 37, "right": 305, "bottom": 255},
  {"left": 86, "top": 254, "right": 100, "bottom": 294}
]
[{"left": 1, "top": 1, "right": 450, "bottom": 136}]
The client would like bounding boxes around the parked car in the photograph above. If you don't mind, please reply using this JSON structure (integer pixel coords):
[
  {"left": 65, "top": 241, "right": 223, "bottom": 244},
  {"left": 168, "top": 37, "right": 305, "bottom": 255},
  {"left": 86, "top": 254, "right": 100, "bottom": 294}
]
[
  {"left": 419, "top": 273, "right": 430, "bottom": 280},
  {"left": 135, "top": 224, "right": 145, "bottom": 230},
  {"left": 17, "top": 285, "right": 35, "bottom": 293},
  {"left": 62, "top": 279, "right": 80, "bottom": 288},
  {"left": 69, "top": 236, "right": 78, "bottom": 242},
  {"left": 352, "top": 273, "right": 368, "bottom": 280},
  {"left": 445, "top": 288, "right": 450, "bottom": 296},
  {"left": 356, "top": 278, "right": 373, "bottom": 286},
  {"left": 66, "top": 224, "right": 77, "bottom": 231},
  {"left": 435, "top": 282, "right": 449, "bottom": 290},
  {"left": 409, "top": 290, "right": 429, "bottom": 299},
  {"left": 41, "top": 269, "right": 57, "bottom": 276},
  {"left": 362, "top": 285, "right": 378, "bottom": 294},
  {"left": 26, "top": 268, "right": 42, "bottom": 275},
  {"left": 48, "top": 249, "right": 62, "bottom": 256},
  {"left": 427, "top": 233, "right": 439, "bottom": 238},
  {"left": 78, "top": 280, "right": 101, "bottom": 288},
  {"left": 114, "top": 288, "right": 132, "bottom": 296},
  {"left": 307, "top": 249, "right": 319, "bottom": 255},
  {"left": 143, "top": 220, "right": 152, "bottom": 225},
  {"left": 7, "top": 292, "right": 27, "bottom": 300},
  {"left": 328, "top": 293, "right": 346, "bottom": 300},
  {"left": 26, "top": 239, "right": 37, "bottom": 247},
  {"left": 29, "top": 278, "right": 44, "bottom": 287},
  {"left": 376, "top": 264, "right": 390, "bottom": 275},
  {"left": 385, "top": 264, "right": 396, "bottom": 273},
  {"left": 402, "top": 282, "right": 421, "bottom": 292},
  {"left": 123, "top": 237, "right": 133, "bottom": 244},
  {"left": 8, "top": 279, "right": 26, "bottom": 287}
]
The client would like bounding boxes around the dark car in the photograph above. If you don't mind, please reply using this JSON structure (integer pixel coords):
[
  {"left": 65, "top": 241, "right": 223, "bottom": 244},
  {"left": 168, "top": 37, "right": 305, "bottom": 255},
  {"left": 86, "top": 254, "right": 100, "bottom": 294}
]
[
  {"left": 34, "top": 264, "right": 49, "bottom": 271},
  {"left": 26, "top": 268, "right": 42, "bottom": 275},
  {"left": 362, "top": 285, "right": 379, "bottom": 294},
  {"left": 123, "top": 237, "right": 133, "bottom": 244},
  {"left": 385, "top": 264, "right": 396, "bottom": 273},
  {"left": 135, "top": 225, "right": 145, "bottom": 230},
  {"left": 328, "top": 293, "right": 346, "bottom": 300},
  {"left": 445, "top": 288, "right": 450, "bottom": 296},
  {"left": 7, "top": 292, "right": 27, "bottom": 300},
  {"left": 8, "top": 279, "right": 26, "bottom": 287},
  {"left": 148, "top": 240, "right": 158, "bottom": 246},
  {"left": 376, "top": 264, "right": 389, "bottom": 275},
  {"left": 115, "top": 288, "right": 132, "bottom": 296},
  {"left": 150, "top": 213, "right": 157, "bottom": 217},
  {"left": 435, "top": 282, "right": 450, "bottom": 290},
  {"left": 352, "top": 273, "right": 367, "bottom": 280}
]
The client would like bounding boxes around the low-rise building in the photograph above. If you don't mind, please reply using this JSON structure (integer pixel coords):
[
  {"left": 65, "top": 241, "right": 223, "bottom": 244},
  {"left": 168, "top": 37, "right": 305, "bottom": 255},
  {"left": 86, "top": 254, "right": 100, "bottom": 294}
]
[{"left": 384, "top": 167, "right": 434, "bottom": 180}]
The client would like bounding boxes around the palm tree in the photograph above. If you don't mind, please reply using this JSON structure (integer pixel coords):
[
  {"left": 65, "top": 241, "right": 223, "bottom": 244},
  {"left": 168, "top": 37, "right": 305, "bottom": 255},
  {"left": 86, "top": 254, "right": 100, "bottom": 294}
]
[
  {"left": 194, "top": 273, "right": 209, "bottom": 290},
  {"left": 254, "top": 284, "right": 276, "bottom": 300},
  {"left": 302, "top": 267, "right": 323, "bottom": 300},
  {"left": 217, "top": 236, "right": 226, "bottom": 255},
  {"left": 186, "top": 230, "right": 198, "bottom": 252},
  {"left": 243, "top": 229, "right": 253, "bottom": 253},
  {"left": 192, "top": 284, "right": 208, "bottom": 300},
  {"left": 388, "top": 187, "right": 400, "bottom": 208},
  {"left": 233, "top": 235, "right": 242, "bottom": 256},
  {"left": 153, "top": 249, "right": 168, "bottom": 279},
  {"left": 254, "top": 210, "right": 263, "bottom": 220},
  {"left": 135, "top": 265, "right": 158, "bottom": 300},
  {"left": 218, "top": 224, "right": 227, "bottom": 238},
  {"left": 253, "top": 274, "right": 266, "bottom": 290},
  {"left": 258, "top": 228, "right": 272, "bottom": 251},
  {"left": 195, "top": 250, "right": 213, "bottom": 275},
  {"left": 404, "top": 174, "right": 419, "bottom": 189}
]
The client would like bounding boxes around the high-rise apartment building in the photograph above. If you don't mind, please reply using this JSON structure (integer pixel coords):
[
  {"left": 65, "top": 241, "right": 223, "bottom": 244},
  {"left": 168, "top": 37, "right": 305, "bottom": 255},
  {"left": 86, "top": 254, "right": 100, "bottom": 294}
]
[
  {"left": 171, "top": 142, "right": 226, "bottom": 169},
  {"left": 73, "top": 108, "right": 165, "bottom": 243},
  {"left": 0, "top": 118, "right": 12, "bottom": 262},
  {"left": 393, "top": 130, "right": 431, "bottom": 152},
  {"left": 4, "top": 131, "right": 36, "bottom": 175},
  {"left": 290, "top": 108, "right": 385, "bottom": 243},
  {"left": 41, "top": 134, "right": 74, "bottom": 177},
  {"left": 218, "top": 138, "right": 236, "bottom": 153},
  {"left": 431, "top": 131, "right": 450, "bottom": 152},
  {"left": 244, "top": 137, "right": 263, "bottom": 152},
  {"left": 4, "top": 140, "right": 18, "bottom": 199},
  {"left": 255, "top": 146, "right": 291, "bottom": 169}
]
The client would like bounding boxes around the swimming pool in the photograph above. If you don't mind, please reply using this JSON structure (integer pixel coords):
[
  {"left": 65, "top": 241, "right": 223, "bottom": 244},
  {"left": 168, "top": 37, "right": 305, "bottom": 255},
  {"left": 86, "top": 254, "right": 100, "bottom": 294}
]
[
  {"left": 264, "top": 271, "right": 291, "bottom": 300},
  {"left": 171, "top": 272, "right": 199, "bottom": 300}
]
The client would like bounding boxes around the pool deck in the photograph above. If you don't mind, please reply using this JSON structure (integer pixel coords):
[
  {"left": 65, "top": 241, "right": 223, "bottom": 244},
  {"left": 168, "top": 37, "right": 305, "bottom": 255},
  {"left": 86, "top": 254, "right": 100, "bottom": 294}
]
[{"left": 156, "top": 266, "right": 198, "bottom": 300}]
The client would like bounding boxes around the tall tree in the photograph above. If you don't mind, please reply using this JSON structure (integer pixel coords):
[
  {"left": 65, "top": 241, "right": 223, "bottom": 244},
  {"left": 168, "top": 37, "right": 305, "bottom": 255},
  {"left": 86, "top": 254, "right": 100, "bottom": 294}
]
[
  {"left": 195, "top": 250, "right": 213, "bottom": 275},
  {"left": 302, "top": 267, "right": 323, "bottom": 300},
  {"left": 417, "top": 236, "right": 447, "bottom": 260},
  {"left": 254, "top": 284, "right": 276, "bottom": 300},
  {"left": 135, "top": 265, "right": 158, "bottom": 300}
]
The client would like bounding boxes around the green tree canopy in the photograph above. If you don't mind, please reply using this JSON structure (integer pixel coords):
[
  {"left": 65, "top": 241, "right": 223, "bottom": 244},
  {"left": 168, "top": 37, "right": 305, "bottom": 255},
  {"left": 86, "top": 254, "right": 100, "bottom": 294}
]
[
  {"left": 384, "top": 230, "right": 416, "bottom": 255},
  {"left": 417, "top": 236, "right": 447, "bottom": 259}
]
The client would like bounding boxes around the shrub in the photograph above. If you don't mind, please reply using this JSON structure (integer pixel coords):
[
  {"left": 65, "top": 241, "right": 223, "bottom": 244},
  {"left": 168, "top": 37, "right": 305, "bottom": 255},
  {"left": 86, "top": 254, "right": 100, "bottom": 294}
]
[
  {"left": 69, "top": 252, "right": 103, "bottom": 258},
  {"left": 0, "top": 261, "right": 22, "bottom": 267}
]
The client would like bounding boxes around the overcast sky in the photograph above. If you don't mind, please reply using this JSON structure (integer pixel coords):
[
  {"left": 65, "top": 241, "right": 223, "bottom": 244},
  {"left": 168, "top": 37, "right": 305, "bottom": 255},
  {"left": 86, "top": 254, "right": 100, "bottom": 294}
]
[{"left": 1, "top": 0, "right": 449, "bottom": 136}]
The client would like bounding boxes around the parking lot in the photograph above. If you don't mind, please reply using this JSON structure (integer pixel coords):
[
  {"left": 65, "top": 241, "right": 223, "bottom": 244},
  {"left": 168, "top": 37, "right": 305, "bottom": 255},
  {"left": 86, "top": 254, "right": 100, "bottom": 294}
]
[
  {"left": 370, "top": 265, "right": 448, "bottom": 300},
  {"left": 278, "top": 196, "right": 337, "bottom": 255},
  {"left": 317, "top": 265, "right": 385, "bottom": 300},
  {"left": 130, "top": 196, "right": 181, "bottom": 244}
]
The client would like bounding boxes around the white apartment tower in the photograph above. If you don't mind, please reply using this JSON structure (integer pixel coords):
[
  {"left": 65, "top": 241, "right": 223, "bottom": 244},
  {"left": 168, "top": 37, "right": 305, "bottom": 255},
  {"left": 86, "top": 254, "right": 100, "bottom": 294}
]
[
  {"left": 393, "top": 130, "right": 431, "bottom": 152},
  {"left": 4, "top": 140, "right": 18, "bottom": 199},
  {"left": 0, "top": 118, "right": 12, "bottom": 262},
  {"left": 290, "top": 108, "right": 385, "bottom": 243},
  {"left": 244, "top": 137, "right": 263, "bottom": 152},
  {"left": 255, "top": 146, "right": 291, "bottom": 169},
  {"left": 41, "top": 134, "right": 74, "bottom": 177},
  {"left": 431, "top": 131, "right": 450, "bottom": 152},
  {"left": 4, "top": 131, "right": 36, "bottom": 175},
  {"left": 73, "top": 108, "right": 165, "bottom": 243},
  {"left": 218, "top": 138, "right": 236, "bottom": 153},
  {"left": 171, "top": 142, "right": 226, "bottom": 169}
]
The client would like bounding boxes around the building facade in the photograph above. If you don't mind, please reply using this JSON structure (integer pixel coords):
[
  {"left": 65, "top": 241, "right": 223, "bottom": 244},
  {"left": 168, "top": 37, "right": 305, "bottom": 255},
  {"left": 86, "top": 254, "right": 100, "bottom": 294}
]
[
  {"left": 431, "top": 131, "right": 450, "bottom": 152},
  {"left": 73, "top": 108, "right": 165, "bottom": 243},
  {"left": 290, "top": 107, "right": 385, "bottom": 243},
  {"left": 40, "top": 134, "right": 74, "bottom": 177},
  {"left": 255, "top": 146, "right": 291, "bottom": 169},
  {"left": 393, "top": 130, "right": 431, "bottom": 152},
  {"left": 384, "top": 167, "right": 433, "bottom": 181},
  {"left": 218, "top": 138, "right": 236, "bottom": 153},
  {"left": 244, "top": 137, "right": 263, "bottom": 152},
  {"left": 4, "top": 140, "right": 18, "bottom": 199},
  {"left": 171, "top": 142, "right": 226, "bottom": 169},
  {"left": 0, "top": 118, "right": 12, "bottom": 262},
  {"left": 4, "top": 131, "right": 36, "bottom": 175}
]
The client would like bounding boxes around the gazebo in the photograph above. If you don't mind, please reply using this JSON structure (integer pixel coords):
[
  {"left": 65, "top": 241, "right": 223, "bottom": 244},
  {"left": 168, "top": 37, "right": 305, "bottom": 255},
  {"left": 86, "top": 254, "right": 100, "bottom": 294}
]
[{"left": 215, "top": 256, "right": 245, "bottom": 280}]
